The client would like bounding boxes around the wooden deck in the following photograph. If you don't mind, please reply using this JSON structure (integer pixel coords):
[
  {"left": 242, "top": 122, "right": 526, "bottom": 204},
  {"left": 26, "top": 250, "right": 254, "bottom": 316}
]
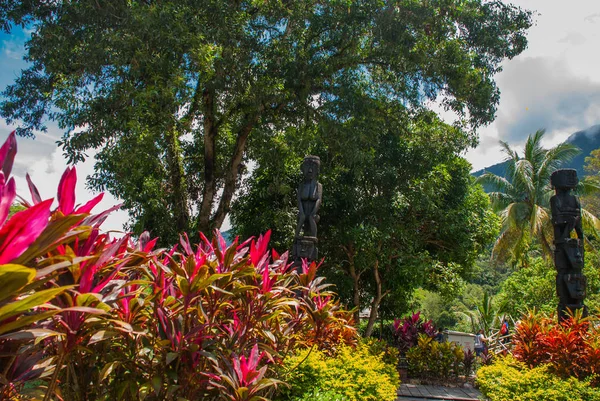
[{"left": 397, "top": 383, "right": 481, "bottom": 401}]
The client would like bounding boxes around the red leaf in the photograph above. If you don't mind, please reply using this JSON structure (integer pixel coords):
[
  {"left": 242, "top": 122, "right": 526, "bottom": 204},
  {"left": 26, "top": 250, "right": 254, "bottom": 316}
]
[
  {"left": 26, "top": 173, "right": 42, "bottom": 205},
  {"left": 0, "top": 199, "right": 52, "bottom": 264},
  {"left": 75, "top": 193, "right": 104, "bottom": 214},
  {"left": 57, "top": 166, "right": 77, "bottom": 214},
  {"left": 0, "top": 175, "right": 16, "bottom": 226},
  {"left": 0, "top": 131, "right": 17, "bottom": 178}
]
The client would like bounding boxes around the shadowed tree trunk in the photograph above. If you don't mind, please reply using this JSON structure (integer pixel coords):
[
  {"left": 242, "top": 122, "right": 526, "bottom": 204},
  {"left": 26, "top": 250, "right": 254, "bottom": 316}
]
[
  {"left": 364, "top": 259, "right": 389, "bottom": 338},
  {"left": 165, "top": 127, "right": 189, "bottom": 233}
]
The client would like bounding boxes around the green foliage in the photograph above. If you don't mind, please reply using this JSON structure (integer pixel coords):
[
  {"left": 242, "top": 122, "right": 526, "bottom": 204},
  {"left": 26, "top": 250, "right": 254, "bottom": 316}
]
[
  {"left": 7, "top": 203, "right": 25, "bottom": 219},
  {"left": 478, "top": 129, "right": 600, "bottom": 267},
  {"left": 411, "top": 289, "right": 459, "bottom": 329},
  {"left": 362, "top": 337, "right": 400, "bottom": 367},
  {"left": 289, "top": 389, "right": 348, "bottom": 401},
  {"left": 468, "top": 255, "right": 513, "bottom": 294},
  {"left": 496, "top": 254, "right": 600, "bottom": 318},
  {"left": 235, "top": 116, "right": 500, "bottom": 332},
  {"left": 0, "top": 0, "right": 533, "bottom": 244},
  {"left": 495, "top": 257, "right": 556, "bottom": 317},
  {"left": 460, "top": 291, "right": 505, "bottom": 335},
  {"left": 406, "top": 335, "right": 466, "bottom": 382},
  {"left": 582, "top": 148, "right": 600, "bottom": 219},
  {"left": 477, "top": 355, "right": 600, "bottom": 401},
  {"left": 277, "top": 342, "right": 399, "bottom": 401}
]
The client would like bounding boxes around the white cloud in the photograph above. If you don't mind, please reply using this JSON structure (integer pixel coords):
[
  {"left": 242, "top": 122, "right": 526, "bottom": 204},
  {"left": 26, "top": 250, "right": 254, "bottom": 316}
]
[
  {"left": 463, "top": 0, "right": 600, "bottom": 171},
  {"left": 0, "top": 128, "right": 129, "bottom": 233}
]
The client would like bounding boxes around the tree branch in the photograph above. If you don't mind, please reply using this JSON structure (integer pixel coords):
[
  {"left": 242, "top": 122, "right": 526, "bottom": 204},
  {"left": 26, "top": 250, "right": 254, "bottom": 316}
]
[{"left": 211, "top": 106, "right": 264, "bottom": 229}]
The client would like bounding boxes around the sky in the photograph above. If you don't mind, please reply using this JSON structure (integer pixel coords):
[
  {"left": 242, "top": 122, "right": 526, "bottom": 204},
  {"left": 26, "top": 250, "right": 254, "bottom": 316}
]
[
  {"left": 462, "top": 0, "right": 600, "bottom": 170},
  {"left": 0, "top": 0, "right": 598, "bottom": 232}
]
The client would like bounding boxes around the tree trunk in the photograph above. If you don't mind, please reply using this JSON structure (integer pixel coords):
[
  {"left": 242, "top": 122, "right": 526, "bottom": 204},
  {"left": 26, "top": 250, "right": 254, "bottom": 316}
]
[
  {"left": 364, "top": 260, "right": 387, "bottom": 338},
  {"left": 197, "top": 88, "right": 217, "bottom": 234},
  {"left": 165, "top": 127, "right": 189, "bottom": 232},
  {"left": 348, "top": 254, "right": 361, "bottom": 326},
  {"left": 212, "top": 109, "right": 263, "bottom": 229}
]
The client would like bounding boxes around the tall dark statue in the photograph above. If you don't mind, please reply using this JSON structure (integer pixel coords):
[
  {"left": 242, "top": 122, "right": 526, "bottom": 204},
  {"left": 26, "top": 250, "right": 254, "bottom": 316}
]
[
  {"left": 550, "top": 169, "right": 587, "bottom": 321},
  {"left": 292, "top": 156, "right": 322, "bottom": 266}
]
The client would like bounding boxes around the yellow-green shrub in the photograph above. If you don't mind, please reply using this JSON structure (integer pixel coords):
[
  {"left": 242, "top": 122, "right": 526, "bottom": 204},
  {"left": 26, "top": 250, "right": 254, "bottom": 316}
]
[
  {"left": 277, "top": 342, "right": 399, "bottom": 401},
  {"left": 406, "top": 334, "right": 465, "bottom": 381},
  {"left": 477, "top": 355, "right": 600, "bottom": 401}
]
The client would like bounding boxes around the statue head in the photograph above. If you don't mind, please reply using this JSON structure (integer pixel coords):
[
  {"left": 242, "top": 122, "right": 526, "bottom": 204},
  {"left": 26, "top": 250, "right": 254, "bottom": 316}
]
[
  {"left": 564, "top": 274, "right": 587, "bottom": 300},
  {"left": 551, "top": 169, "right": 578, "bottom": 191},
  {"left": 293, "top": 237, "right": 318, "bottom": 260},
  {"left": 301, "top": 156, "right": 320, "bottom": 181}
]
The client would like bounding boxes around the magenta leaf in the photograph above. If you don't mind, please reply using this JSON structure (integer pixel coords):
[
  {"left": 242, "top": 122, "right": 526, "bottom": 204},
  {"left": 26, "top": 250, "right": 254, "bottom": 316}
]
[
  {"left": 26, "top": 173, "right": 42, "bottom": 205},
  {"left": 250, "top": 230, "right": 271, "bottom": 266},
  {"left": 74, "top": 192, "right": 104, "bottom": 214},
  {"left": 0, "top": 199, "right": 52, "bottom": 264},
  {"left": 57, "top": 166, "right": 77, "bottom": 214},
  {"left": 0, "top": 175, "right": 16, "bottom": 227},
  {"left": 0, "top": 131, "right": 17, "bottom": 178}
]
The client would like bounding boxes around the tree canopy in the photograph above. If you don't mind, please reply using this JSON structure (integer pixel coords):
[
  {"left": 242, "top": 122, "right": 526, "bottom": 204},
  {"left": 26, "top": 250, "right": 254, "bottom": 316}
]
[
  {"left": 232, "top": 101, "right": 499, "bottom": 334},
  {"left": 0, "top": 0, "right": 532, "bottom": 243}
]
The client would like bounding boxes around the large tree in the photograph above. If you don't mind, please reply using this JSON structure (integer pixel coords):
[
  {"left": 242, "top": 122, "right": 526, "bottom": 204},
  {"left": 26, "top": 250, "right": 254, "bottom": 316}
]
[
  {"left": 0, "top": 0, "right": 532, "bottom": 243},
  {"left": 232, "top": 100, "right": 499, "bottom": 336}
]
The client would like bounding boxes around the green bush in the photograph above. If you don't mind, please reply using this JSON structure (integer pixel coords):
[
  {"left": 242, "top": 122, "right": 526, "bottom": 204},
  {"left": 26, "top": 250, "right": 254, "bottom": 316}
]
[
  {"left": 477, "top": 355, "right": 600, "bottom": 401},
  {"left": 290, "top": 389, "right": 348, "bottom": 401},
  {"left": 277, "top": 342, "right": 399, "bottom": 401},
  {"left": 406, "top": 334, "right": 465, "bottom": 381},
  {"left": 362, "top": 337, "right": 400, "bottom": 367}
]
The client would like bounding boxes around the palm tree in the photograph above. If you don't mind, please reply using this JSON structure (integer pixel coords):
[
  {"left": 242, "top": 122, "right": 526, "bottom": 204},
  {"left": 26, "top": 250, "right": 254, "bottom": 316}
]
[
  {"left": 478, "top": 129, "right": 598, "bottom": 266},
  {"left": 460, "top": 291, "right": 505, "bottom": 336}
]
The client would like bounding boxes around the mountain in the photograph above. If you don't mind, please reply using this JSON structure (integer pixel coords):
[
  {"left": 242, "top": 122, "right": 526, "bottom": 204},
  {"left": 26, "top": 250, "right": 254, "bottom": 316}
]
[{"left": 472, "top": 125, "right": 600, "bottom": 180}]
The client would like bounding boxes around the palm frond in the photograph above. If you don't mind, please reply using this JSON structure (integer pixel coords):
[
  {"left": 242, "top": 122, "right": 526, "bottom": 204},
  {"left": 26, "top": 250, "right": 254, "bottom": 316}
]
[
  {"left": 488, "top": 192, "right": 517, "bottom": 212},
  {"left": 538, "top": 187, "right": 553, "bottom": 209},
  {"left": 539, "top": 143, "right": 580, "bottom": 179},
  {"left": 477, "top": 172, "right": 515, "bottom": 194},
  {"left": 513, "top": 159, "right": 535, "bottom": 198},
  {"left": 501, "top": 202, "right": 530, "bottom": 230},
  {"left": 492, "top": 225, "right": 529, "bottom": 266},
  {"left": 529, "top": 205, "right": 550, "bottom": 236},
  {"left": 577, "top": 179, "right": 600, "bottom": 197},
  {"left": 500, "top": 140, "right": 521, "bottom": 181},
  {"left": 582, "top": 208, "right": 600, "bottom": 239},
  {"left": 539, "top": 216, "right": 554, "bottom": 259},
  {"left": 524, "top": 129, "right": 546, "bottom": 171}
]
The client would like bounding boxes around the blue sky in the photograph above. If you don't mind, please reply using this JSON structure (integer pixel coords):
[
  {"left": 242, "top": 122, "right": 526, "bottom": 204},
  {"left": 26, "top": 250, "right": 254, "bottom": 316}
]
[
  {"left": 0, "top": 26, "right": 130, "bottom": 232},
  {"left": 0, "top": 1, "right": 599, "bottom": 232}
]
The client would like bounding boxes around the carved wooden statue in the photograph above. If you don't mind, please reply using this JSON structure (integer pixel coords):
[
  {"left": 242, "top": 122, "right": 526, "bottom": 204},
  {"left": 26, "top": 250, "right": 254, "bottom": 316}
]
[
  {"left": 295, "top": 156, "right": 322, "bottom": 238},
  {"left": 550, "top": 169, "right": 587, "bottom": 321},
  {"left": 292, "top": 156, "right": 322, "bottom": 266}
]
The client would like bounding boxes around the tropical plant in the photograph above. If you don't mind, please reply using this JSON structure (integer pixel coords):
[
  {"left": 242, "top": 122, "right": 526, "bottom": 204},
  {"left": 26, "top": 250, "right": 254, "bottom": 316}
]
[
  {"left": 277, "top": 341, "right": 399, "bottom": 401},
  {"left": 0, "top": 131, "right": 357, "bottom": 401},
  {"left": 405, "top": 334, "right": 466, "bottom": 382},
  {"left": 477, "top": 129, "right": 590, "bottom": 266},
  {"left": 512, "top": 309, "right": 600, "bottom": 381},
  {"left": 581, "top": 148, "right": 600, "bottom": 218},
  {"left": 392, "top": 312, "right": 436, "bottom": 354},
  {"left": 477, "top": 355, "right": 600, "bottom": 401},
  {"left": 459, "top": 291, "right": 505, "bottom": 336},
  {"left": 0, "top": 132, "right": 114, "bottom": 399},
  {"left": 463, "top": 349, "right": 476, "bottom": 377}
]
